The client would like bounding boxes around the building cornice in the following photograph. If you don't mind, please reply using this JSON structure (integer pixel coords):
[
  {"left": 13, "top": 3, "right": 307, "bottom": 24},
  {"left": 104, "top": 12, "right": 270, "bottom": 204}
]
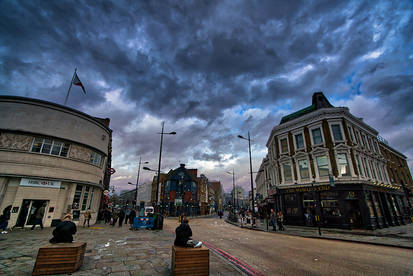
[{"left": 266, "top": 107, "right": 379, "bottom": 147}]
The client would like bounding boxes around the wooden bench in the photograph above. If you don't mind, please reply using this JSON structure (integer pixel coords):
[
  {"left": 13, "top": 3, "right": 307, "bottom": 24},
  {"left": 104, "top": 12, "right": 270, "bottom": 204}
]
[
  {"left": 32, "top": 242, "right": 87, "bottom": 275},
  {"left": 171, "top": 245, "right": 209, "bottom": 276}
]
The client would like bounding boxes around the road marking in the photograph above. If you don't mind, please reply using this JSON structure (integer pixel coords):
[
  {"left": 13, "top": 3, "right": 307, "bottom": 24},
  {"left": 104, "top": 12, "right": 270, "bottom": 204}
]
[{"left": 202, "top": 241, "right": 264, "bottom": 276}]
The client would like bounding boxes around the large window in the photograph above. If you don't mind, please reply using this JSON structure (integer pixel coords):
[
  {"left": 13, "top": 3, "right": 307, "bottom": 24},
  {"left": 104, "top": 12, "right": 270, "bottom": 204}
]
[
  {"left": 31, "top": 137, "right": 70, "bottom": 157},
  {"left": 90, "top": 151, "right": 103, "bottom": 166},
  {"left": 312, "top": 128, "right": 323, "bottom": 145},
  {"left": 283, "top": 163, "right": 293, "bottom": 182},
  {"left": 348, "top": 126, "right": 354, "bottom": 142},
  {"left": 337, "top": 153, "right": 350, "bottom": 176},
  {"left": 81, "top": 186, "right": 90, "bottom": 211},
  {"left": 298, "top": 159, "right": 310, "bottom": 180},
  {"left": 316, "top": 156, "right": 329, "bottom": 177},
  {"left": 295, "top": 133, "right": 304, "bottom": 149},
  {"left": 363, "top": 158, "right": 371, "bottom": 178},
  {"left": 280, "top": 138, "right": 289, "bottom": 154},
  {"left": 370, "top": 160, "right": 377, "bottom": 179},
  {"left": 355, "top": 130, "right": 361, "bottom": 144},
  {"left": 331, "top": 124, "right": 343, "bottom": 141},
  {"left": 376, "top": 162, "right": 383, "bottom": 181},
  {"left": 72, "top": 184, "right": 83, "bottom": 209},
  {"left": 362, "top": 135, "right": 369, "bottom": 149},
  {"left": 355, "top": 155, "right": 363, "bottom": 176}
]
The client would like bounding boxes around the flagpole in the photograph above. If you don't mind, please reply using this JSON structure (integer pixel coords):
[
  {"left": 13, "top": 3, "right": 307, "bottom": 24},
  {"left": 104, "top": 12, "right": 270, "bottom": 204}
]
[{"left": 64, "top": 68, "right": 77, "bottom": 105}]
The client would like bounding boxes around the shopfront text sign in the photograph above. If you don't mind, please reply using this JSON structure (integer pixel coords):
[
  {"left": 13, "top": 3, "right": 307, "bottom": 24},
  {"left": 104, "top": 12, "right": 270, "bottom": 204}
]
[
  {"left": 20, "top": 178, "right": 61, "bottom": 189},
  {"left": 285, "top": 185, "right": 330, "bottom": 193}
]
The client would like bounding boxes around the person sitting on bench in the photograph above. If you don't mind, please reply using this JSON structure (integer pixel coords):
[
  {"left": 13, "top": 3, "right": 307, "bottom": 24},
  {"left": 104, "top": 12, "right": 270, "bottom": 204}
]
[
  {"left": 174, "top": 218, "right": 202, "bottom": 248},
  {"left": 49, "top": 214, "right": 77, "bottom": 243}
]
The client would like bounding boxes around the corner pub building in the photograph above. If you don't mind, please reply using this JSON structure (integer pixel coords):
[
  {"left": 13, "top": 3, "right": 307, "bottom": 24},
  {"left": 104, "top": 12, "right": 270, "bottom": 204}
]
[
  {"left": 0, "top": 96, "right": 112, "bottom": 228},
  {"left": 264, "top": 92, "right": 413, "bottom": 230}
]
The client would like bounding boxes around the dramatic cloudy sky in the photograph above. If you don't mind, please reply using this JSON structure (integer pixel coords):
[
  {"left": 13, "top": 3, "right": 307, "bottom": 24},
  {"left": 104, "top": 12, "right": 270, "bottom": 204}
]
[{"left": 1, "top": 0, "right": 412, "bottom": 194}]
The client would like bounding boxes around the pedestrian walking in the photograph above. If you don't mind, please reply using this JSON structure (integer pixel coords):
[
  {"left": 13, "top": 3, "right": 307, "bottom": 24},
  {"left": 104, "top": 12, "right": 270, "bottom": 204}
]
[
  {"left": 270, "top": 209, "right": 277, "bottom": 231},
  {"left": 104, "top": 207, "right": 111, "bottom": 224},
  {"left": 0, "top": 205, "right": 12, "bottom": 234},
  {"left": 118, "top": 207, "right": 125, "bottom": 227},
  {"left": 13, "top": 202, "right": 30, "bottom": 230},
  {"left": 129, "top": 208, "right": 136, "bottom": 225},
  {"left": 125, "top": 208, "right": 131, "bottom": 224},
  {"left": 111, "top": 208, "right": 118, "bottom": 227},
  {"left": 31, "top": 203, "right": 46, "bottom": 230},
  {"left": 83, "top": 209, "right": 92, "bottom": 227},
  {"left": 277, "top": 211, "right": 285, "bottom": 231}
]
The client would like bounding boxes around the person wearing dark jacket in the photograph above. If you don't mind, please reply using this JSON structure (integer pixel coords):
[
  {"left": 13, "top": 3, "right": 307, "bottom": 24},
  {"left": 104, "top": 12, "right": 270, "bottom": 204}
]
[
  {"left": 118, "top": 208, "right": 125, "bottom": 227},
  {"left": 49, "top": 214, "right": 77, "bottom": 243},
  {"left": 174, "top": 219, "right": 202, "bottom": 248},
  {"left": 129, "top": 209, "right": 136, "bottom": 225},
  {"left": 0, "top": 205, "right": 12, "bottom": 234}
]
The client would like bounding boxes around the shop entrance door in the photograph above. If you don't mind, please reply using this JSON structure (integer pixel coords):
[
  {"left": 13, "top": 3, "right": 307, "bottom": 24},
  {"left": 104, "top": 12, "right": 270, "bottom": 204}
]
[
  {"left": 346, "top": 200, "right": 362, "bottom": 228},
  {"left": 26, "top": 200, "right": 48, "bottom": 226}
]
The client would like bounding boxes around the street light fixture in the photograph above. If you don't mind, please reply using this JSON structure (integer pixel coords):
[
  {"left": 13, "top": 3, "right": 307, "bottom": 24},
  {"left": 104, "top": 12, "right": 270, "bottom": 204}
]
[{"left": 238, "top": 131, "right": 256, "bottom": 218}]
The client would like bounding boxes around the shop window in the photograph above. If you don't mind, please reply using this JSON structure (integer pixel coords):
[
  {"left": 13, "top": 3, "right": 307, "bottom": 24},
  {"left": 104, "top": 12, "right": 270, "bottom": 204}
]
[
  {"left": 90, "top": 151, "right": 103, "bottom": 166},
  {"left": 320, "top": 191, "right": 339, "bottom": 199},
  {"left": 282, "top": 163, "right": 293, "bottom": 182},
  {"left": 303, "top": 193, "right": 315, "bottom": 208},
  {"left": 284, "top": 194, "right": 297, "bottom": 201},
  {"left": 366, "top": 193, "right": 376, "bottom": 218},
  {"left": 312, "top": 128, "right": 323, "bottom": 145},
  {"left": 372, "top": 193, "right": 382, "bottom": 217},
  {"left": 295, "top": 133, "right": 304, "bottom": 149},
  {"left": 30, "top": 137, "right": 70, "bottom": 157},
  {"left": 72, "top": 184, "right": 83, "bottom": 209},
  {"left": 82, "top": 186, "right": 90, "bottom": 211},
  {"left": 88, "top": 187, "right": 94, "bottom": 209},
  {"left": 298, "top": 159, "right": 310, "bottom": 180},
  {"left": 321, "top": 200, "right": 341, "bottom": 216},
  {"left": 331, "top": 124, "right": 343, "bottom": 141},
  {"left": 286, "top": 207, "right": 299, "bottom": 216},
  {"left": 337, "top": 154, "right": 350, "bottom": 177},
  {"left": 316, "top": 156, "right": 329, "bottom": 177},
  {"left": 391, "top": 196, "right": 400, "bottom": 216},
  {"left": 280, "top": 138, "right": 289, "bottom": 154}
]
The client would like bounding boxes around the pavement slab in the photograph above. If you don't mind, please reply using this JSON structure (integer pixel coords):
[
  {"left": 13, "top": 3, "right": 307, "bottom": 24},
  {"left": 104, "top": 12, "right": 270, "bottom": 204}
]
[{"left": 0, "top": 222, "right": 242, "bottom": 275}]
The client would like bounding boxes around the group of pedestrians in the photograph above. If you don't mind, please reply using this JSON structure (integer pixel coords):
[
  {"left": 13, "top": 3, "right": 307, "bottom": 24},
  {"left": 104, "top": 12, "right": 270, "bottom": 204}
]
[
  {"left": 270, "top": 209, "right": 285, "bottom": 231},
  {"left": 104, "top": 206, "right": 136, "bottom": 227}
]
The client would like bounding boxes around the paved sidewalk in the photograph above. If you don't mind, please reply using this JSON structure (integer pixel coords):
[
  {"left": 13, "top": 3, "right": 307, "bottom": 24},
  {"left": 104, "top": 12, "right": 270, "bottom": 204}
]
[
  {"left": 0, "top": 222, "right": 241, "bottom": 275},
  {"left": 227, "top": 217, "right": 413, "bottom": 249}
]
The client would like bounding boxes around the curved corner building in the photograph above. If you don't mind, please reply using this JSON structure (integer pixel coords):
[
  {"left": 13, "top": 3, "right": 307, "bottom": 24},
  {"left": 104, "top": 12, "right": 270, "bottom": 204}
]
[{"left": 0, "top": 96, "right": 112, "bottom": 227}]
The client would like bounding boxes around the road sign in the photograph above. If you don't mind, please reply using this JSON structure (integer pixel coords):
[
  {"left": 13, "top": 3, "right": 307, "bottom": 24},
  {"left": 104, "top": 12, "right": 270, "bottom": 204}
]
[
  {"left": 103, "top": 190, "right": 109, "bottom": 195},
  {"left": 109, "top": 168, "right": 116, "bottom": 175}
]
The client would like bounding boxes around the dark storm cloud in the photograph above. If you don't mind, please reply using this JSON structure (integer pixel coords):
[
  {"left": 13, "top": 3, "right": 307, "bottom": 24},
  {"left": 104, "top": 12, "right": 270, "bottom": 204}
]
[{"left": 1, "top": 0, "right": 412, "bottom": 190}]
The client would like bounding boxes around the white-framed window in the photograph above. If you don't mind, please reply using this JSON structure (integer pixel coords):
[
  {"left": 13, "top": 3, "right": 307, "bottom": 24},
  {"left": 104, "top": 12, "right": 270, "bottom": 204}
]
[
  {"left": 368, "top": 137, "right": 375, "bottom": 152},
  {"left": 376, "top": 162, "right": 383, "bottom": 182},
  {"left": 329, "top": 122, "right": 345, "bottom": 142},
  {"left": 281, "top": 162, "right": 293, "bottom": 183},
  {"left": 363, "top": 157, "right": 371, "bottom": 178},
  {"left": 294, "top": 132, "right": 305, "bottom": 150},
  {"left": 370, "top": 160, "right": 377, "bottom": 180},
  {"left": 297, "top": 159, "right": 310, "bottom": 180},
  {"left": 309, "top": 125, "right": 324, "bottom": 146},
  {"left": 278, "top": 135, "right": 289, "bottom": 155},
  {"left": 90, "top": 151, "right": 103, "bottom": 166},
  {"left": 362, "top": 134, "right": 369, "bottom": 150},
  {"left": 337, "top": 153, "right": 351, "bottom": 177},
  {"left": 355, "top": 154, "right": 363, "bottom": 177},
  {"left": 31, "top": 137, "right": 70, "bottom": 157},
  {"left": 316, "top": 155, "right": 330, "bottom": 177},
  {"left": 383, "top": 165, "right": 390, "bottom": 183},
  {"left": 347, "top": 125, "right": 355, "bottom": 142},
  {"left": 355, "top": 130, "right": 361, "bottom": 145}
]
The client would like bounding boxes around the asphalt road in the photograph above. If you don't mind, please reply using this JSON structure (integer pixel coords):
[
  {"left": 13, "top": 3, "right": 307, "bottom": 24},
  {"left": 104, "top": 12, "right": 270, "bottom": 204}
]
[{"left": 164, "top": 215, "right": 413, "bottom": 276}]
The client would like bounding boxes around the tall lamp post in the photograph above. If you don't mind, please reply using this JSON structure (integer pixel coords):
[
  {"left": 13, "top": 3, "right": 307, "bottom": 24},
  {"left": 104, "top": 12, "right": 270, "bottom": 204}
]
[
  {"left": 226, "top": 170, "right": 236, "bottom": 209},
  {"left": 238, "top": 131, "right": 256, "bottom": 221},
  {"left": 128, "top": 156, "right": 148, "bottom": 209},
  {"left": 155, "top": 122, "right": 176, "bottom": 210}
]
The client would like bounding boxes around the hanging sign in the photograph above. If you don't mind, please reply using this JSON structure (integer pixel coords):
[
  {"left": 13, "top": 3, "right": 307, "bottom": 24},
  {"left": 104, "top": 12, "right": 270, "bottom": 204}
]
[{"left": 20, "top": 178, "right": 61, "bottom": 189}]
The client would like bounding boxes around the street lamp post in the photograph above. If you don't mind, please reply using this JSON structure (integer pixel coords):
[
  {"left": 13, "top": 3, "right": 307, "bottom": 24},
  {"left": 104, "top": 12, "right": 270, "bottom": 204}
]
[
  {"left": 155, "top": 122, "right": 176, "bottom": 210},
  {"left": 129, "top": 156, "right": 148, "bottom": 209},
  {"left": 227, "top": 170, "right": 236, "bottom": 209},
  {"left": 238, "top": 131, "right": 256, "bottom": 227}
]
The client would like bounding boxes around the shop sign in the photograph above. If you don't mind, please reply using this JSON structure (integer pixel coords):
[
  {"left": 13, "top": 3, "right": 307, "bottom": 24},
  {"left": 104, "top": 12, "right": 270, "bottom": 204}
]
[
  {"left": 268, "top": 189, "right": 277, "bottom": 195},
  {"left": 20, "top": 178, "right": 61, "bottom": 189},
  {"left": 285, "top": 185, "right": 330, "bottom": 193}
]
